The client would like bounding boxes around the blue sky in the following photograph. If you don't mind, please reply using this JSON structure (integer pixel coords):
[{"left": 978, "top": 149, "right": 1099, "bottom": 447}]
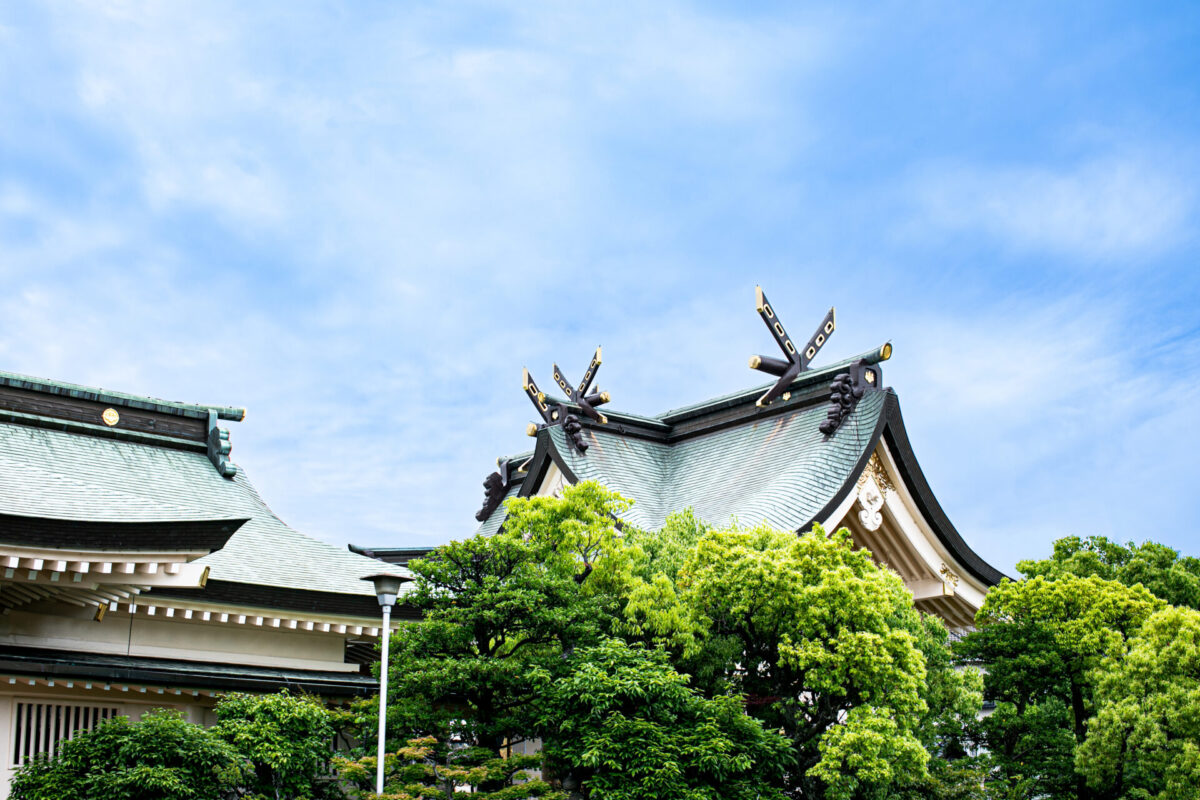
[{"left": 2, "top": 2, "right": 1198, "bottom": 575}]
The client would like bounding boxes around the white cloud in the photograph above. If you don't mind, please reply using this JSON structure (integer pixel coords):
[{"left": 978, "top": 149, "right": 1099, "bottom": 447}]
[
  {"left": 887, "top": 297, "right": 1200, "bottom": 573},
  {"left": 911, "top": 156, "right": 1195, "bottom": 259}
]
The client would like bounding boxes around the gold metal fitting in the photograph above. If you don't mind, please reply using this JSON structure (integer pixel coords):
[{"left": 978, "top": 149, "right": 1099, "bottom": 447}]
[
  {"left": 879, "top": 342, "right": 893, "bottom": 361},
  {"left": 600, "top": 392, "right": 611, "bottom": 403},
  {"left": 748, "top": 355, "right": 761, "bottom": 369},
  {"left": 526, "top": 423, "right": 539, "bottom": 437}
]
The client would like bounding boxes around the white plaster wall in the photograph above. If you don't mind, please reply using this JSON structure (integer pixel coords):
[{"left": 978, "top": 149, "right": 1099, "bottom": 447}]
[
  {"left": 0, "top": 684, "right": 213, "bottom": 799},
  {"left": 0, "top": 604, "right": 357, "bottom": 672}
]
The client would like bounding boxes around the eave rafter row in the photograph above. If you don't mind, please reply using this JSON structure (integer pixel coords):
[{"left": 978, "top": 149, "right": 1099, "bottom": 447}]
[{"left": 109, "top": 600, "right": 384, "bottom": 638}]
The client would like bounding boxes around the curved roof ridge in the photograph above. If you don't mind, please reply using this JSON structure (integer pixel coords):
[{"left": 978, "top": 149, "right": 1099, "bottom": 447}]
[
  {"left": 654, "top": 347, "right": 884, "bottom": 421},
  {"left": 0, "top": 370, "right": 245, "bottom": 421}
]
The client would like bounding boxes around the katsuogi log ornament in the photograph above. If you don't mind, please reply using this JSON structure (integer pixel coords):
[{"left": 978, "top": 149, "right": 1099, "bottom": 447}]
[
  {"left": 748, "top": 286, "right": 836, "bottom": 406},
  {"left": 522, "top": 347, "right": 612, "bottom": 455}
]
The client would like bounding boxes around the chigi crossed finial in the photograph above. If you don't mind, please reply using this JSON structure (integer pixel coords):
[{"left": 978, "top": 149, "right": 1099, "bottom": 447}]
[
  {"left": 748, "top": 286, "right": 836, "bottom": 407},
  {"left": 522, "top": 347, "right": 612, "bottom": 454}
]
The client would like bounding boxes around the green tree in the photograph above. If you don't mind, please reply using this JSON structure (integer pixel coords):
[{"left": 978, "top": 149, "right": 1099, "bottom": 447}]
[
  {"left": 886, "top": 615, "right": 988, "bottom": 800},
  {"left": 1078, "top": 606, "right": 1200, "bottom": 800},
  {"left": 213, "top": 690, "right": 343, "bottom": 800},
  {"left": 533, "top": 638, "right": 792, "bottom": 800},
  {"left": 9, "top": 709, "right": 243, "bottom": 800},
  {"left": 376, "top": 483, "right": 627, "bottom": 760},
  {"left": 616, "top": 510, "right": 712, "bottom": 659},
  {"left": 336, "top": 735, "right": 562, "bottom": 799},
  {"left": 957, "top": 574, "right": 1164, "bottom": 800},
  {"left": 1018, "top": 535, "right": 1200, "bottom": 610},
  {"left": 679, "top": 523, "right": 934, "bottom": 799}
]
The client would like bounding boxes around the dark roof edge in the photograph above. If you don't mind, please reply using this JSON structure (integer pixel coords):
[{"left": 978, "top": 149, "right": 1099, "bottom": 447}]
[
  {"left": 0, "top": 515, "right": 246, "bottom": 553},
  {"left": 880, "top": 395, "right": 1007, "bottom": 587},
  {"left": 0, "top": 647, "right": 376, "bottom": 697},
  {"left": 804, "top": 391, "right": 1005, "bottom": 588},
  {"left": 536, "top": 346, "right": 890, "bottom": 448},
  {"left": 347, "top": 544, "right": 436, "bottom": 566},
  {"left": 0, "top": 371, "right": 245, "bottom": 421},
  {"left": 517, "top": 427, "right": 580, "bottom": 499}
]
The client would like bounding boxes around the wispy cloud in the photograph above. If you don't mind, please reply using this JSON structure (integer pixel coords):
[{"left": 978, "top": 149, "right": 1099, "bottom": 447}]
[
  {"left": 909, "top": 155, "right": 1195, "bottom": 259},
  {"left": 1, "top": 1, "right": 1198, "bottom": 574}
]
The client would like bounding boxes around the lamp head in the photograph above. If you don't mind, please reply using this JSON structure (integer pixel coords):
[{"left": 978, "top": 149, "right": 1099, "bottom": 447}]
[{"left": 362, "top": 572, "right": 409, "bottom": 608}]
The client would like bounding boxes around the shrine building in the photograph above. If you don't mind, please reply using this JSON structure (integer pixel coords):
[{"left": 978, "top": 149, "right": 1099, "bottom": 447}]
[
  {"left": 0, "top": 371, "right": 409, "bottom": 795},
  {"left": 364, "top": 287, "right": 1005, "bottom": 632}
]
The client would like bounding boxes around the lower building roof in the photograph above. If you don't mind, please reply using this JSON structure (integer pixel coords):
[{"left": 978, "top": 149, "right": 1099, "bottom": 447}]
[{"left": 0, "top": 421, "right": 407, "bottom": 600}]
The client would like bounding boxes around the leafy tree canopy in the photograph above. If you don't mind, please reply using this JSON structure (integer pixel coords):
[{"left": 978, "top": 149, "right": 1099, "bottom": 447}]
[
  {"left": 10, "top": 692, "right": 348, "bottom": 800},
  {"left": 679, "top": 523, "right": 936, "bottom": 799},
  {"left": 533, "top": 638, "right": 793, "bottom": 800},
  {"left": 214, "top": 690, "right": 343, "bottom": 799},
  {"left": 1078, "top": 605, "right": 1200, "bottom": 800},
  {"left": 379, "top": 485, "right": 625, "bottom": 758},
  {"left": 957, "top": 574, "right": 1164, "bottom": 800},
  {"left": 9, "top": 709, "right": 243, "bottom": 800},
  {"left": 1018, "top": 535, "right": 1200, "bottom": 610}
]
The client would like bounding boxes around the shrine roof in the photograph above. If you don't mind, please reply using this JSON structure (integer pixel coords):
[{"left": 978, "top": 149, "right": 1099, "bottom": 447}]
[
  {"left": 471, "top": 346, "right": 1004, "bottom": 587},
  {"left": 0, "top": 420, "right": 403, "bottom": 600},
  {"left": 545, "top": 387, "right": 885, "bottom": 534},
  {"left": 474, "top": 349, "right": 886, "bottom": 533}
]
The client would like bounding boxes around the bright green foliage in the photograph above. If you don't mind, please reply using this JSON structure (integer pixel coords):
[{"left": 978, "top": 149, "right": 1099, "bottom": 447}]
[
  {"left": 336, "top": 736, "right": 563, "bottom": 800},
  {"left": 957, "top": 574, "right": 1164, "bottom": 800},
  {"left": 1018, "top": 535, "right": 1200, "bottom": 610},
  {"left": 625, "top": 509, "right": 710, "bottom": 587},
  {"left": 1078, "top": 606, "right": 1200, "bottom": 800},
  {"left": 533, "top": 638, "right": 792, "bottom": 800},
  {"left": 9, "top": 709, "right": 244, "bottom": 800},
  {"left": 376, "top": 483, "right": 628, "bottom": 758},
  {"left": 617, "top": 510, "right": 712, "bottom": 658},
  {"left": 213, "top": 690, "right": 343, "bottom": 799},
  {"left": 680, "top": 523, "right": 933, "bottom": 798}
]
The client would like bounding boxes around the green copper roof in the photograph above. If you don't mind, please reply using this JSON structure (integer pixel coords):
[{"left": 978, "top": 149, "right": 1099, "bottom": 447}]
[
  {"left": 543, "top": 389, "right": 884, "bottom": 533},
  {"left": 0, "top": 421, "right": 404, "bottom": 596},
  {"left": 474, "top": 348, "right": 890, "bottom": 537}
]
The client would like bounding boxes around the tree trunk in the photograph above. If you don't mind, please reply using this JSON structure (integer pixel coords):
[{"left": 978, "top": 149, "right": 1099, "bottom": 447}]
[{"left": 1070, "top": 678, "right": 1089, "bottom": 800}]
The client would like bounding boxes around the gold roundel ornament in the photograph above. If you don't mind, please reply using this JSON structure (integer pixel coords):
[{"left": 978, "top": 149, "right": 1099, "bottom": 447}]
[{"left": 101, "top": 408, "right": 120, "bottom": 427}]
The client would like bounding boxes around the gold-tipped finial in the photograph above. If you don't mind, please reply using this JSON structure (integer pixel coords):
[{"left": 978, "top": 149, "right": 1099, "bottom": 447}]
[{"left": 748, "top": 286, "right": 837, "bottom": 407}]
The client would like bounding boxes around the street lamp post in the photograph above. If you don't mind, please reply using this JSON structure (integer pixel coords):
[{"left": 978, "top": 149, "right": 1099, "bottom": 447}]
[{"left": 363, "top": 572, "right": 409, "bottom": 796}]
